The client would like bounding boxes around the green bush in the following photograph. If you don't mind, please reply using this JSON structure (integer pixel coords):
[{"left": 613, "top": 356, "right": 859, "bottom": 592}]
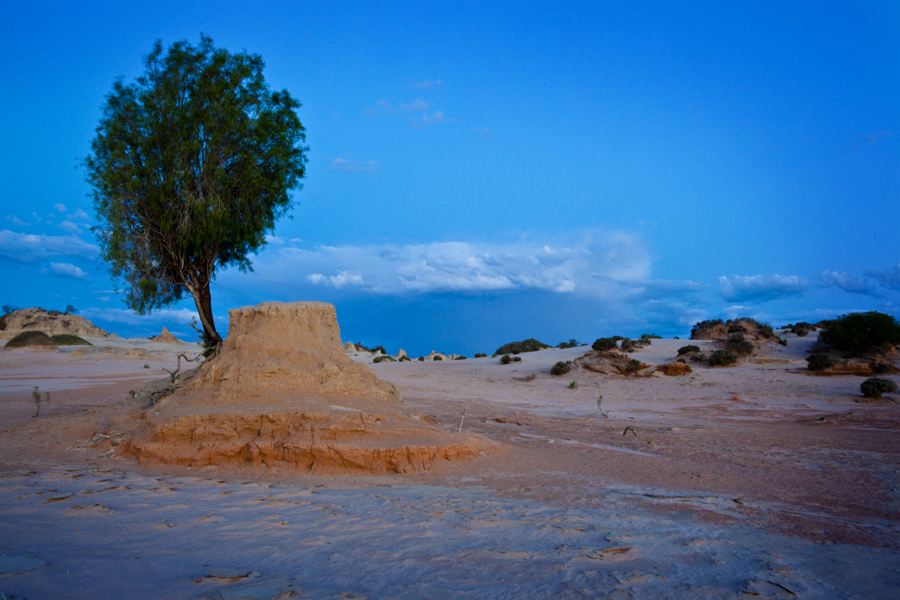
[
  {"left": 694, "top": 319, "right": 723, "bottom": 331},
  {"left": 677, "top": 345, "right": 700, "bottom": 355},
  {"left": 399, "top": 355, "right": 411, "bottom": 362},
  {"left": 418, "top": 356, "right": 425, "bottom": 362},
  {"left": 474, "top": 353, "right": 487, "bottom": 358},
  {"left": 50, "top": 334, "right": 93, "bottom": 346},
  {"left": 4, "top": 331, "right": 57, "bottom": 349},
  {"left": 557, "top": 339, "right": 580, "bottom": 349},
  {"left": 806, "top": 354, "right": 834, "bottom": 371},
  {"left": 726, "top": 340, "right": 754, "bottom": 356},
  {"left": 819, "top": 312, "right": 900, "bottom": 355},
  {"left": 791, "top": 323, "right": 810, "bottom": 337},
  {"left": 551, "top": 360, "right": 573, "bottom": 376},
  {"left": 454, "top": 356, "right": 467, "bottom": 360},
  {"left": 709, "top": 349, "right": 739, "bottom": 366},
  {"left": 493, "top": 338, "right": 550, "bottom": 356},
  {"left": 620, "top": 339, "right": 635, "bottom": 352},
  {"left": 776, "top": 337, "right": 788, "bottom": 346},
  {"left": 641, "top": 333, "right": 662, "bottom": 339},
  {"left": 373, "top": 355, "right": 394, "bottom": 363},
  {"left": 757, "top": 323, "right": 774, "bottom": 338},
  {"left": 727, "top": 324, "right": 747, "bottom": 334},
  {"left": 500, "top": 354, "right": 512, "bottom": 365},
  {"left": 433, "top": 355, "right": 443, "bottom": 361},
  {"left": 860, "top": 377, "right": 898, "bottom": 399},
  {"left": 513, "top": 356, "right": 522, "bottom": 362},
  {"left": 592, "top": 337, "right": 618, "bottom": 352},
  {"left": 624, "top": 358, "right": 642, "bottom": 372},
  {"left": 727, "top": 332, "right": 745, "bottom": 342}
]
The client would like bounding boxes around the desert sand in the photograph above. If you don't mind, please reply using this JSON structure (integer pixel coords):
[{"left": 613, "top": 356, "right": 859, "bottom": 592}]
[{"left": 1, "top": 309, "right": 898, "bottom": 599}]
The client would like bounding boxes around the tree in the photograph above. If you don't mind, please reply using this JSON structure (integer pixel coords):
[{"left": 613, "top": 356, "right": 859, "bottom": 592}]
[
  {"left": 85, "top": 35, "right": 307, "bottom": 347},
  {"left": 64, "top": 305, "right": 78, "bottom": 315}
]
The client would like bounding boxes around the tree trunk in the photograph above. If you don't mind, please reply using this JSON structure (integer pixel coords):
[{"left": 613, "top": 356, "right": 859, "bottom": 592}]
[{"left": 187, "top": 277, "right": 222, "bottom": 347}]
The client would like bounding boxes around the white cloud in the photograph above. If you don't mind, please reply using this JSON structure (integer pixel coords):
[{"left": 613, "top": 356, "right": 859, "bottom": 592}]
[
  {"left": 54, "top": 203, "right": 66, "bottom": 213},
  {"left": 58, "top": 220, "right": 81, "bottom": 234},
  {"left": 265, "top": 235, "right": 286, "bottom": 245},
  {"left": 331, "top": 158, "right": 377, "bottom": 174},
  {"left": 81, "top": 306, "right": 199, "bottom": 327},
  {"left": 366, "top": 99, "right": 395, "bottom": 115},
  {"left": 69, "top": 209, "right": 90, "bottom": 221},
  {"left": 399, "top": 97, "right": 429, "bottom": 112},
  {"left": 308, "top": 270, "right": 365, "bottom": 289},
  {"left": 412, "top": 79, "right": 443, "bottom": 90},
  {"left": 48, "top": 262, "right": 88, "bottom": 279},
  {"left": 5, "top": 215, "right": 29, "bottom": 226},
  {"left": 418, "top": 111, "right": 446, "bottom": 126},
  {"left": 473, "top": 127, "right": 495, "bottom": 138},
  {"left": 718, "top": 274, "right": 809, "bottom": 302},
  {"left": 99, "top": 297, "right": 110, "bottom": 302},
  {"left": 820, "top": 270, "right": 881, "bottom": 296},
  {"left": 240, "top": 233, "right": 652, "bottom": 297},
  {"left": 0, "top": 229, "right": 98, "bottom": 264}
]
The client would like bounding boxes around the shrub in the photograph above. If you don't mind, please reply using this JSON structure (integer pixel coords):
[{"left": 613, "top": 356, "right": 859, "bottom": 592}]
[
  {"left": 860, "top": 378, "right": 898, "bottom": 399},
  {"left": 4, "top": 331, "right": 57, "bottom": 349},
  {"left": 568, "top": 380, "right": 578, "bottom": 389},
  {"left": 806, "top": 353, "right": 834, "bottom": 371},
  {"left": 493, "top": 338, "right": 550, "bottom": 356},
  {"left": 592, "top": 337, "right": 618, "bottom": 352},
  {"left": 50, "top": 334, "right": 93, "bottom": 346},
  {"left": 620, "top": 339, "right": 635, "bottom": 352},
  {"left": 500, "top": 354, "right": 512, "bottom": 365},
  {"left": 454, "top": 356, "right": 467, "bottom": 360},
  {"left": 474, "top": 353, "right": 487, "bottom": 358},
  {"left": 418, "top": 356, "right": 425, "bottom": 362},
  {"left": 726, "top": 340, "right": 754, "bottom": 356},
  {"left": 624, "top": 358, "right": 642, "bottom": 373},
  {"left": 819, "top": 312, "right": 900, "bottom": 355},
  {"left": 677, "top": 345, "right": 700, "bottom": 355},
  {"left": 727, "top": 324, "right": 747, "bottom": 334},
  {"left": 676, "top": 358, "right": 686, "bottom": 364},
  {"left": 641, "top": 333, "right": 662, "bottom": 339},
  {"left": 373, "top": 355, "right": 394, "bottom": 363},
  {"left": 433, "top": 355, "right": 443, "bottom": 361},
  {"left": 727, "top": 332, "right": 745, "bottom": 342},
  {"left": 557, "top": 339, "right": 580, "bottom": 349},
  {"left": 551, "top": 360, "right": 572, "bottom": 376},
  {"left": 709, "top": 349, "right": 739, "bottom": 366},
  {"left": 399, "top": 355, "right": 411, "bottom": 362},
  {"left": 513, "top": 356, "right": 522, "bottom": 362},
  {"left": 757, "top": 323, "right": 774, "bottom": 339},
  {"left": 776, "top": 337, "right": 788, "bottom": 346},
  {"left": 694, "top": 319, "right": 724, "bottom": 331},
  {"left": 791, "top": 323, "right": 810, "bottom": 337}
]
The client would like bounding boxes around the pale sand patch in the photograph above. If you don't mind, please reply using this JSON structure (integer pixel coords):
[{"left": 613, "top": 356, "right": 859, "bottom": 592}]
[{"left": 0, "top": 331, "right": 898, "bottom": 598}]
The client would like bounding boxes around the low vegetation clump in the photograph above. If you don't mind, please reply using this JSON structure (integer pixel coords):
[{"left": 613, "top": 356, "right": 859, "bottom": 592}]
[
  {"left": 709, "top": 349, "right": 739, "bottom": 366},
  {"left": 556, "top": 339, "right": 581, "bottom": 349},
  {"left": 568, "top": 380, "right": 578, "bottom": 389},
  {"left": 806, "top": 353, "right": 834, "bottom": 371},
  {"left": 454, "top": 355, "right": 467, "bottom": 360},
  {"left": 513, "top": 356, "right": 522, "bottom": 362},
  {"left": 775, "top": 336, "right": 788, "bottom": 346},
  {"left": 418, "top": 356, "right": 425, "bottom": 362},
  {"left": 641, "top": 333, "right": 662, "bottom": 339},
  {"left": 620, "top": 338, "right": 635, "bottom": 352},
  {"left": 4, "top": 331, "right": 57, "bottom": 349},
  {"left": 373, "top": 355, "right": 394, "bottom": 363},
  {"left": 757, "top": 323, "right": 774, "bottom": 338},
  {"left": 691, "top": 319, "right": 723, "bottom": 337},
  {"left": 433, "top": 355, "right": 443, "bottom": 361},
  {"left": 355, "top": 342, "right": 386, "bottom": 355},
  {"left": 500, "top": 354, "right": 512, "bottom": 365},
  {"left": 726, "top": 340, "right": 754, "bottom": 357},
  {"left": 493, "top": 338, "right": 550, "bottom": 356},
  {"left": 860, "top": 377, "right": 898, "bottom": 399},
  {"left": 50, "top": 334, "right": 93, "bottom": 346},
  {"left": 399, "top": 355, "right": 411, "bottom": 362},
  {"left": 791, "top": 323, "right": 810, "bottom": 337},
  {"left": 551, "top": 360, "right": 573, "bottom": 376},
  {"left": 727, "top": 324, "right": 747, "bottom": 334},
  {"left": 819, "top": 312, "right": 900, "bottom": 355},
  {"left": 474, "top": 353, "right": 487, "bottom": 358},
  {"left": 624, "top": 358, "right": 642, "bottom": 373},
  {"left": 592, "top": 337, "right": 619, "bottom": 352},
  {"left": 677, "top": 345, "right": 701, "bottom": 355}
]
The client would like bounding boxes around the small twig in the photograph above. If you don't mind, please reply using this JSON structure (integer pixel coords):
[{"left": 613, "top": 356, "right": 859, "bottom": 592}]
[
  {"left": 622, "top": 426, "right": 638, "bottom": 438},
  {"left": 458, "top": 396, "right": 476, "bottom": 433},
  {"left": 95, "top": 432, "right": 128, "bottom": 439}
]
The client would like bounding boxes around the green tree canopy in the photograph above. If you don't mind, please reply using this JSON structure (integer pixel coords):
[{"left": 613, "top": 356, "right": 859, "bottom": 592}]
[{"left": 85, "top": 35, "right": 307, "bottom": 346}]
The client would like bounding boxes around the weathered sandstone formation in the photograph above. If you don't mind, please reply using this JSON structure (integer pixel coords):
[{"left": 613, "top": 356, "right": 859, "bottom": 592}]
[
  {"left": 123, "top": 302, "right": 497, "bottom": 475},
  {"left": 149, "top": 326, "right": 183, "bottom": 344},
  {"left": 0, "top": 308, "right": 111, "bottom": 340}
]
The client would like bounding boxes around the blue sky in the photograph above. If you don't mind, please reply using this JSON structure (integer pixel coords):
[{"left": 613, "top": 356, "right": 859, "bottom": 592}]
[{"left": 1, "top": 0, "right": 898, "bottom": 356}]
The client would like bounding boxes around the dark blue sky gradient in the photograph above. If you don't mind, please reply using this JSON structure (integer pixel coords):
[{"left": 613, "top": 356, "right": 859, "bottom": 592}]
[{"left": 1, "top": 1, "right": 897, "bottom": 355}]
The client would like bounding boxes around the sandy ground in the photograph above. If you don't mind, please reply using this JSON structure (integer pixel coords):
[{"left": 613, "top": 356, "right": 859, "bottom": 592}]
[{"left": 1, "top": 334, "right": 898, "bottom": 599}]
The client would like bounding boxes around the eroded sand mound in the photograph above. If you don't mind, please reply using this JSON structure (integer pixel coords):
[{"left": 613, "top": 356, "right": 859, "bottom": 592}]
[
  {"left": 0, "top": 308, "right": 111, "bottom": 341},
  {"left": 124, "top": 301, "right": 497, "bottom": 475},
  {"left": 573, "top": 350, "right": 653, "bottom": 375},
  {"left": 149, "top": 326, "right": 183, "bottom": 344}
]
